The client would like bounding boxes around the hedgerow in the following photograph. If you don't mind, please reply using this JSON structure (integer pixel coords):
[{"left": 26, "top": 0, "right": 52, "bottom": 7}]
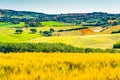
[{"left": 0, "top": 43, "right": 119, "bottom": 53}]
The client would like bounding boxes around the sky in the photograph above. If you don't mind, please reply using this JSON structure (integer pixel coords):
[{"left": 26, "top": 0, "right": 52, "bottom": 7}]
[{"left": 0, "top": 0, "right": 120, "bottom": 14}]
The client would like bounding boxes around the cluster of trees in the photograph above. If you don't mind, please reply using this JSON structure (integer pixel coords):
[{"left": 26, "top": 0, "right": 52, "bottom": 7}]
[
  {"left": 40, "top": 28, "right": 55, "bottom": 36},
  {"left": 0, "top": 42, "right": 119, "bottom": 53},
  {"left": 24, "top": 19, "right": 42, "bottom": 27},
  {"left": 0, "top": 9, "right": 120, "bottom": 27}
]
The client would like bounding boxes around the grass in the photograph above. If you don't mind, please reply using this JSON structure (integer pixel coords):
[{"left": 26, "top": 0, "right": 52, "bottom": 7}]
[
  {"left": 0, "top": 29, "right": 41, "bottom": 42},
  {"left": 41, "top": 21, "right": 67, "bottom": 27},
  {"left": 28, "top": 34, "right": 120, "bottom": 49},
  {"left": 0, "top": 26, "right": 83, "bottom": 43},
  {"left": 0, "top": 22, "right": 25, "bottom": 28},
  {"left": 0, "top": 53, "right": 119, "bottom": 80}
]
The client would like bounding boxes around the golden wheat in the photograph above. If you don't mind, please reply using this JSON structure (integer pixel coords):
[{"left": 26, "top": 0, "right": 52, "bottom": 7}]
[{"left": 0, "top": 53, "right": 119, "bottom": 80}]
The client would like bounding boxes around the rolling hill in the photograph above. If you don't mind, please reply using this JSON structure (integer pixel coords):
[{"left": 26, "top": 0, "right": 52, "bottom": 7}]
[
  {"left": 28, "top": 34, "right": 120, "bottom": 49},
  {"left": 0, "top": 9, "right": 120, "bottom": 27}
]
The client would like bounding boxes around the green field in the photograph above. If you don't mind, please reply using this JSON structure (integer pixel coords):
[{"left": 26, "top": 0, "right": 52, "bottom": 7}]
[
  {"left": 0, "top": 26, "right": 81, "bottom": 42},
  {"left": 41, "top": 21, "right": 68, "bottom": 27},
  {"left": 0, "top": 21, "right": 74, "bottom": 28},
  {"left": 0, "top": 22, "right": 25, "bottom": 28},
  {"left": 0, "top": 29, "right": 41, "bottom": 42}
]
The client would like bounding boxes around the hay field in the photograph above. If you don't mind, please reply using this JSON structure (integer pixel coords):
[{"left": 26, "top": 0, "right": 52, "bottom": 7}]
[{"left": 29, "top": 34, "right": 120, "bottom": 49}]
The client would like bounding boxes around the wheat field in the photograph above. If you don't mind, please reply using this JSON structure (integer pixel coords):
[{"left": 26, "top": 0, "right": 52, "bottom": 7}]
[{"left": 0, "top": 53, "right": 119, "bottom": 80}]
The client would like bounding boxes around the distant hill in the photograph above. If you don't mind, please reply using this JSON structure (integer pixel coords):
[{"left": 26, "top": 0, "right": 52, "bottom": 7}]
[
  {"left": 0, "top": 9, "right": 120, "bottom": 27},
  {"left": 0, "top": 9, "right": 46, "bottom": 19}
]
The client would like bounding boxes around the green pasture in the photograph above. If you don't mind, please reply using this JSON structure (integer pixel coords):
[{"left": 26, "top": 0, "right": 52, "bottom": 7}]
[
  {"left": 0, "top": 22, "right": 25, "bottom": 28},
  {"left": 0, "top": 29, "right": 41, "bottom": 42}
]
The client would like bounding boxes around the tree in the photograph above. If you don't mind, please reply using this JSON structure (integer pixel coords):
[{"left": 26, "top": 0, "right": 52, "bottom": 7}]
[
  {"left": 15, "top": 29, "right": 23, "bottom": 34},
  {"left": 42, "top": 31, "right": 52, "bottom": 37},
  {"left": 50, "top": 28, "right": 55, "bottom": 33},
  {"left": 30, "top": 28, "right": 37, "bottom": 34}
]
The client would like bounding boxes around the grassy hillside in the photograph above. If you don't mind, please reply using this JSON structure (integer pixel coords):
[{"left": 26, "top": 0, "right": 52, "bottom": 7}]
[
  {"left": 0, "top": 22, "right": 25, "bottom": 28},
  {"left": 0, "top": 26, "right": 81, "bottom": 42},
  {"left": 0, "top": 24, "right": 120, "bottom": 49},
  {"left": 0, "top": 27, "right": 120, "bottom": 49},
  {"left": 28, "top": 34, "right": 120, "bottom": 49},
  {"left": 0, "top": 53, "right": 119, "bottom": 80}
]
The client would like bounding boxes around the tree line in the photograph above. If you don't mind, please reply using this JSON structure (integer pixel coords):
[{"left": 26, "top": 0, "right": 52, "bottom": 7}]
[{"left": 0, "top": 42, "right": 119, "bottom": 53}]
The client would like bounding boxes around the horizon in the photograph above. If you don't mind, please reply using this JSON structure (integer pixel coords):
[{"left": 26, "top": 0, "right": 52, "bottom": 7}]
[
  {"left": 0, "top": 0, "right": 120, "bottom": 14},
  {"left": 1, "top": 8, "right": 120, "bottom": 15}
]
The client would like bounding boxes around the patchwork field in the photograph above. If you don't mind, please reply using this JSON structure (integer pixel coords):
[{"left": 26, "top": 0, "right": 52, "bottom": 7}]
[
  {"left": 0, "top": 53, "right": 119, "bottom": 80},
  {"left": 0, "top": 24, "right": 120, "bottom": 49},
  {"left": 1, "top": 27, "right": 120, "bottom": 49}
]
